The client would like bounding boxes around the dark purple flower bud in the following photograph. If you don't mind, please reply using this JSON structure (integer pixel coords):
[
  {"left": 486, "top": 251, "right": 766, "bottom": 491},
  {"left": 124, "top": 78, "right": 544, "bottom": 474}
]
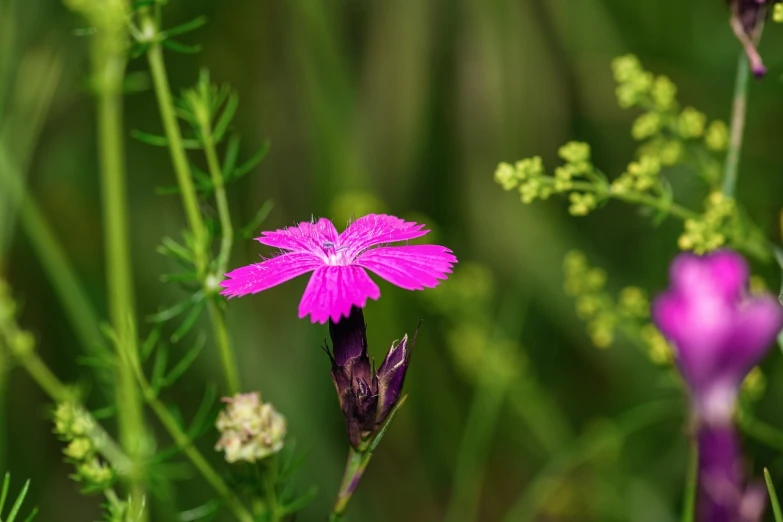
[
  {"left": 653, "top": 250, "right": 783, "bottom": 521},
  {"left": 727, "top": 0, "right": 781, "bottom": 77},
  {"left": 375, "top": 328, "right": 417, "bottom": 425},
  {"left": 327, "top": 307, "right": 415, "bottom": 449}
]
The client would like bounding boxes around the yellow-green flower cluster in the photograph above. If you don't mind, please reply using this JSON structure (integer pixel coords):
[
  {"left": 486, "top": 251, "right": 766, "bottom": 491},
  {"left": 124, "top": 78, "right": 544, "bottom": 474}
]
[
  {"left": 54, "top": 402, "right": 114, "bottom": 488},
  {"left": 678, "top": 191, "right": 736, "bottom": 254},
  {"left": 613, "top": 54, "right": 727, "bottom": 177},
  {"left": 215, "top": 392, "right": 287, "bottom": 463},
  {"left": 563, "top": 251, "right": 672, "bottom": 364},
  {"left": 610, "top": 155, "right": 661, "bottom": 194},
  {"left": 774, "top": 3, "right": 783, "bottom": 23},
  {"left": 494, "top": 142, "right": 609, "bottom": 216},
  {"left": 612, "top": 55, "right": 655, "bottom": 109},
  {"left": 494, "top": 156, "right": 554, "bottom": 204}
]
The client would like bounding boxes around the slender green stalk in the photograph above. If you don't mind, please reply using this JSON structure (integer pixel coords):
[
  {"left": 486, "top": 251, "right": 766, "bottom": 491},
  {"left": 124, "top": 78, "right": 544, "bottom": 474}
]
[
  {"left": 198, "top": 111, "right": 239, "bottom": 394},
  {"left": 131, "top": 365, "right": 254, "bottom": 522},
  {"left": 765, "top": 468, "right": 783, "bottom": 522},
  {"left": 722, "top": 53, "right": 750, "bottom": 197},
  {"left": 200, "top": 124, "right": 233, "bottom": 276},
  {"left": 681, "top": 440, "right": 697, "bottom": 522},
  {"left": 140, "top": 11, "right": 241, "bottom": 393},
  {"left": 206, "top": 301, "right": 240, "bottom": 394},
  {"left": 329, "top": 396, "right": 408, "bottom": 521},
  {"left": 550, "top": 179, "right": 699, "bottom": 221},
  {"left": 141, "top": 13, "right": 208, "bottom": 276},
  {"left": 88, "top": 5, "right": 147, "bottom": 512},
  {"left": 330, "top": 449, "right": 371, "bottom": 521}
]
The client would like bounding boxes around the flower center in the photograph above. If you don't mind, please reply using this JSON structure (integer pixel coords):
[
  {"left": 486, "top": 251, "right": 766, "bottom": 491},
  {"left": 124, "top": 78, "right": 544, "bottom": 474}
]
[{"left": 322, "top": 242, "right": 351, "bottom": 266}]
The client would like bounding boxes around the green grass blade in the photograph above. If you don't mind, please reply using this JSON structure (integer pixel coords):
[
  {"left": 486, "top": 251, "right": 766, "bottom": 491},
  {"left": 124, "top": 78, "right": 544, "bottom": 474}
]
[
  {"left": 6, "top": 478, "right": 30, "bottom": 522},
  {"left": 765, "top": 468, "right": 783, "bottom": 522}
]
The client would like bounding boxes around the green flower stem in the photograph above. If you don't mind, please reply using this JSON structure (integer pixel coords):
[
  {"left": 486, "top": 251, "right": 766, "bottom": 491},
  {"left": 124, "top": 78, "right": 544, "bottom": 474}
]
[
  {"left": 329, "top": 396, "right": 408, "bottom": 521},
  {"left": 207, "top": 300, "right": 240, "bottom": 395},
  {"left": 88, "top": 5, "right": 148, "bottom": 513},
  {"left": 562, "top": 179, "right": 700, "bottom": 221},
  {"left": 141, "top": 11, "right": 241, "bottom": 394},
  {"left": 329, "top": 448, "right": 371, "bottom": 521},
  {"left": 764, "top": 468, "right": 783, "bottom": 522},
  {"left": 722, "top": 53, "right": 750, "bottom": 198},
  {"left": 681, "top": 440, "right": 697, "bottom": 522},
  {"left": 129, "top": 358, "right": 254, "bottom": 522},
  {"left": 142, "top": 14, "right": 208, "bottom": 277},
  {"left": 199, "top": 120, "right": 233, "bottom": 277}
]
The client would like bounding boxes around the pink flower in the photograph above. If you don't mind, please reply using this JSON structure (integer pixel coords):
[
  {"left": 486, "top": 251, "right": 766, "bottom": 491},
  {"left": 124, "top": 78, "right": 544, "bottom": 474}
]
[{"left": 221, "top": 214, "right": 457, "bottom": 323}]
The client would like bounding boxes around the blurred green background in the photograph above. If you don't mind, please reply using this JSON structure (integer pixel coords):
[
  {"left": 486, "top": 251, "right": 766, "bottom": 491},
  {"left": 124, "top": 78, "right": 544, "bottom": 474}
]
[{"left": 4, "top": 0, "right": 783, "bottom": 520}]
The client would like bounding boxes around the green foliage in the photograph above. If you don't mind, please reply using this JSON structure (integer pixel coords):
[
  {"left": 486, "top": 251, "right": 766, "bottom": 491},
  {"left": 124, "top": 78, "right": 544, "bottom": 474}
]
[
  {"left": 494, "top": 55, "right": 771, "bottom": 262},
  {"left": 0, "top": 473, "right": 37, "bottom": 522}
]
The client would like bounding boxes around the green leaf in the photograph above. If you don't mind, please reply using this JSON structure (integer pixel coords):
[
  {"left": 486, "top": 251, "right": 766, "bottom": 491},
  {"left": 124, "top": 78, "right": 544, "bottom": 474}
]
[
  {"left": 369, "top": 394, "right": 408, "bottom": 453},
  {"left": 132, "top": 129, "right": 202, "bottom": 149},
  {"left": 161, "top": 40, "right": 202, "bottom": 54},
  {"left": 161, "top": 16, "right": 208, "bottom": 39},
  {"left": 187, "top": 384, "right": 218, "bottom": 437},
  {"left": 178, "top": 500, "right": 220, "bottom": 522},
  {"left": 221, "top": 134, "right": 241, "bottom": 177},
  {"left": 0, "top": 472, "right": 10, "bottom": 514},
  {"left": 238, "top": 200, "right": 274, "bottom": 239},
  {"left": 158, "top": 236, "right": 194, "bottom": 263},
  {"left": 170, "top": 299, "right": 206, "bottom": 344},
  {"left": 147, "top": 295, "right": 196, "bottom": 323},
  {"left": 766, "top": 468, "right": 783, "bottom": 522},
  {"left": 151, "top": 344, "right": 170, "bottom": 393},
  {"left": 163, "top": 335, "right": 205, "bottom": 387},
  {"left": 279, "top": 487, "right": 318, "bottom": 517},
  {"left": 230, "top": 140, "right": 270, "bottom": 180},
  {"left": 5, "top": 478, "right": 31, "bottom": 522},
  {"left": 213, "top": 92, "right": 239, "bottom": 143},
  {"left": 22, "top": 507, "right": 38, "bottom": 522},
  {"left": 142, "top": 325, "right": 163, "bottom": 361}
]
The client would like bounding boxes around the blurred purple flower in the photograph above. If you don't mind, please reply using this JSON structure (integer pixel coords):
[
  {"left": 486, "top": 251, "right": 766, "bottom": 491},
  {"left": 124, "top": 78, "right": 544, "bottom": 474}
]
[
  {"left": 727, "top": 0, "right": 780, "bottom": 77},
  {"left": 653, "top": 250, "right": 783, "bottom": 521},
  {"left": 328, "top": 306, "right": 416, "bottom": 448},
  {"left": 221, "top": 214, "right": 457, "bottom": 323}
]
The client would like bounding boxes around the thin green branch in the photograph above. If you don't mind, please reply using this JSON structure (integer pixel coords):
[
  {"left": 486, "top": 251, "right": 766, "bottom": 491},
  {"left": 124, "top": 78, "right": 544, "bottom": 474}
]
[
  {"left": 128, "top": 357, "right": 254, "bottom": 522},
  {"left": 681, "top": 440, "right": 697, "bottom": 522},
  {"left": 89, "top": 3, "right": 148, "bottom": 512},
  {"left": 140, "top": 13, "right": 208, "bottom": 276},
  {"left": 139, "top": 11, "right": 241, "bottom": 394},
  {"left": 722, "top": 53, "right": 750, "bottom": 197}
]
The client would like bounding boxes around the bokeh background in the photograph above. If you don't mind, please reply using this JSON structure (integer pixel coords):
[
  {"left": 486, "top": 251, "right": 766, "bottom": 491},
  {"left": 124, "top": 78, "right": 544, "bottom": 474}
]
[{"left": 4, "top": 0, "right": 783, "bottom": 520}]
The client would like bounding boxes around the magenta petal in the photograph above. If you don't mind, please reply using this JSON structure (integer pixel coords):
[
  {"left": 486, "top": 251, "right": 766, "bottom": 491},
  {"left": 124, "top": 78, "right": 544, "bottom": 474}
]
[
  {"left": 339, "top": 214, "right": 428, "bottom": 257},
  {"left": 220, "top": 252, "right": 321, "bottom": 297},
  {"left": 355, "top": 245, "right": 457, "bottom": 291},
  {"left": 255, "top": 218, "right": 338, "bottom": 253},
  {"left": 298, "top": 266, "right": 381, "bottom": 324}
]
